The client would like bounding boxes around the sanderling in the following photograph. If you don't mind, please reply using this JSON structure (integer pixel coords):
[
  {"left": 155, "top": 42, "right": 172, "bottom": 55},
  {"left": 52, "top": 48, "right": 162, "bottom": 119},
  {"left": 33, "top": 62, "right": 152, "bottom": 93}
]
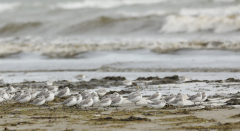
[
  {"left": 56, "top": 87, "right": 70, "bottom": 98},
  {"left": 46, "top": 80, "right": 53, "bottom": 86},
  {"left": 13, "top": 90, "right": 25, "bottom": 100},
  {"left": 30, "top": 96, "right": 45, "bottom": 109},
  {"left": 6, "top": 84, "right": 16, "bottom": 93},
  {"left": 7, "top": 91, "right": 15, "bottom": 101},
  {"left": 96, "top": 88, "right": 107, "bottom": 97},
  {"left": 164, "top": 94, "right": 176, "bottom": 104},
  {"left": 188, "top": 92, "right": 202, "bottom": 105},
  {"left": 2, "top": 90, "right": 10, "bottom": 102},
  {"left": 102, "top": 92, "right": 119, "bottom": 100},
  {"left": 91, "top": 92, "right": 99, "bottom": 106},
  {"left": 179, "top": 76, "right": 192, "bottom": 81},
  {"left": 79, "top": 96, "right": 93, "bottom": 110},
  {"left": 98, "top": 98, "right": 112, "bottom": 111},
  {"left": 48, "top": 86, "right": 59, "bottom": 93},
  {"left": 26, "top": 87, "right": 32, "bottom": 93},
  {"left": 147, "top": 91, "right": 161, "bottom": 101},
  {"left": 81, "top": 90, "right": 92, "bottom": 98},
  {"left": 16, "top": 91, "right": 31, "bottom": 106},
  {"left": 176, "top": 76, "right": 192, "bottom": 84},
  {"left": 128, "top": 90, "right": 142, "bottom": 106},
  {"left": 76, "top": 94, "right": 82, "bottom": 105},
  {"left": 170, "top": 95, "right": 185, "bottom": 109},
  {"left": 36, "top": 88, "right": 48, "bottom": 98},
  {"left": 200, "top": 92, "right": 208, "bottom": 103},
  {"left": 75, "top": 74, "right": 86, "bottom": 81},
  {"left": 111, "top": 95, "right": 123, "bottom": 109},
  {"left": 164, "top": 94, "right": 175, "bottom": 107},
  {"left": 30, "top": 89, "right": 37, "bottom": 100},
  {"left": 122, "top": 80, "right": 132, "bottom": 86},
  {"left": 44, "top": 91, "right": 55, "bottom": 104},
  {"left": 61, "top": 96, "right": 77, "bottom": 109},
  {"left": 148, "top": 100, "right": 166, "bottom": 111}
]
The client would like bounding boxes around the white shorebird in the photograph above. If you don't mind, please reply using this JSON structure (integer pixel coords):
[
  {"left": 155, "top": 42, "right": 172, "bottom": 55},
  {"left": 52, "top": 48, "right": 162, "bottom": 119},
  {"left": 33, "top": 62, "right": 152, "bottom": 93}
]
[
  {"left": 3, "top": 89, "right": 15, "bottom": 102},
  {"left": 98, "top": 98, "right": 112, "bottom": 111},
  {"left": 6, "top": 84, "right": 16, "bottom": 93},
  {"left": 91, "top": 92, "right": 99, "bottom": 106},
  {"left": 200, "top": 92, "right": 207, "bottom": 104},
  {"left": 44, "top": 91, "right": 55, "bottom": 104},
  {"left": 46, "top": 80, "right": 53, "bottom": 86},
  {"left": 128, "top": 90, "right": 142, "bottom": 106},
  {"left": 75, "top": 74, "right": 86, "bottom": 81},
  {"left": 48, "top": 86, "right": 59, "bottom": 93},
  {"left": 164, "top": 94, "right": 176, "bottom": 104},
  {"left": 7, "top": 91, "right": 15, "bottom": 101},
  {"left": 30, "top": 96, "right": 45, "bottom": 109},
  {"left": 96, "top": 88, "right": 107, "bottom": 97},
  {"left": 36, "top": 88, "right": 48, "bottom": 98},
  {"left": 111, "top": 95, "right": 123, "bottom": 109},
  {"left": 79, "top": 96, "right": 93, "bottom": 110},
  {"left": 76, "top": 94, "right": 82, "bottom": 105},
  {"left": 102, "top": 92, "right": 119, "bottom": 100},
  {"left": 171, "top": 95, "right": 185, "bottom": 109},
  {"left": 2, "top": 90, "right": 10, "bottom": 103},
  {"left": 61, "top": 96, "right": 77, "bottom": 109},
  {"left": 81, "top": 90, "right": 92, "bottom": 98},
  {"left": 148, "top": 100, "right": 166, "bottom": 111},
  {"left": 16, "top": 91, "right": 31, "bottom": 106},
  {"left": 13, "top": 90, "right": 25, "bottom": 101},
  {"left": 147, "top": 91, "right": 161, "bottom": 101},
  {"left": 188, "top": 92, "right": 202, "bottom": 105},
  {"left": 122, "top": 80, "right": 132, "bottom": 86},
  {"left": 30, "top": 89, "right": 37, "bottom": 100},
  {"left": 26, "top": 87, "right": 32, "bottom": 93},
  {"left": 56, "top": 87, "right": 70, "bottom": 98},
  {"left": 179, "top": 76, "right": 192, "bottom": 82}
]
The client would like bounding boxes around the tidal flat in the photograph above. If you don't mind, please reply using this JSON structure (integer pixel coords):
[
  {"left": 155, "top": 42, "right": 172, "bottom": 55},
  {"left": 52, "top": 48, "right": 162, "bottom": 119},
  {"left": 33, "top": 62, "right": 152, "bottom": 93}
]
[{"left": 0, "top": 74, "right": 240, "bottom": 131}]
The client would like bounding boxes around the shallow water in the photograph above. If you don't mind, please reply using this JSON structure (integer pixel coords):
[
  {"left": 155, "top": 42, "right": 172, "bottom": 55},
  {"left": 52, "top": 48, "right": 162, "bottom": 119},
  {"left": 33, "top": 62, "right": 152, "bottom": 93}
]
[{"left": 1, "top": 49, "right": 240, "bottom": 72}]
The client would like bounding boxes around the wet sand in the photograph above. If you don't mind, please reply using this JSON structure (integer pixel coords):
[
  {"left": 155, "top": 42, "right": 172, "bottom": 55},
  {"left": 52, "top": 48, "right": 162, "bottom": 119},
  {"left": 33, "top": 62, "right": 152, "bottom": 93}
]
[
  {"left": 0, "top": 76, "right": 240, "bottom": 131},
  {"left": 0, "top": 97, "right": 239, "bottom": 131}
]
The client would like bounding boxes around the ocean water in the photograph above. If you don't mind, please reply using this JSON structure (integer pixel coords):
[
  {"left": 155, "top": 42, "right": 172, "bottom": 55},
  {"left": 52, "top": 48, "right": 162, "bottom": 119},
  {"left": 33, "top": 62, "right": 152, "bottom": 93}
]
[{"left": 0, "top": 0, "right": 240, "bottom": 73}]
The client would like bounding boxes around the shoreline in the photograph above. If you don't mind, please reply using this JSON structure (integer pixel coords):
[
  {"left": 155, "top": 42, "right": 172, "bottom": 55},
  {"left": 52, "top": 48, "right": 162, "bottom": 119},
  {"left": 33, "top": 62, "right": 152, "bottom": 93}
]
[{"left": 0, "top": 75, "right": 240, "bottom": 130}]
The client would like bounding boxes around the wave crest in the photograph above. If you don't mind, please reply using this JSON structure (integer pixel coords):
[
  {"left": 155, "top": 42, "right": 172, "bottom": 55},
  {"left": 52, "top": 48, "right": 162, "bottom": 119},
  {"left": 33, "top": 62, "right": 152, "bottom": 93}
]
[
  {"left": 0, "top": 22, "right": 42, "bottom": 35},
  {"left": 160, "top": 15, "right": 240, "bottom": 33}
]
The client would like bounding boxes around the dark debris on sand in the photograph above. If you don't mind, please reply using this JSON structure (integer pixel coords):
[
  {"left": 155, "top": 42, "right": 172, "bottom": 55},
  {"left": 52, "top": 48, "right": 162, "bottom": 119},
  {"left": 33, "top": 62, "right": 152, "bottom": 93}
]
[
  {"left": 226, "top": 99, "right": 240, "bottom": 105},
  {"left": 93, "top": 116, "right": 151, "bottom": 121},
  {"left": 136, "top": 75, "right": 180, "bottom": 85},
  {"left": 225, "top": 78, "right": 240, "bottom": 82}
]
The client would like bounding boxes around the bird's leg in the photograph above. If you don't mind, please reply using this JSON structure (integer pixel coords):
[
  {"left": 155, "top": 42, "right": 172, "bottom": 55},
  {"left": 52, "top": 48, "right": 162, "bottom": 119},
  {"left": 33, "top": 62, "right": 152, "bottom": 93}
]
[
  {"left": 74, "top": 105, "right": 78, "bottom": 109},
  {"left": 135, "top": 102, "right": 138, "bottom": 106}
]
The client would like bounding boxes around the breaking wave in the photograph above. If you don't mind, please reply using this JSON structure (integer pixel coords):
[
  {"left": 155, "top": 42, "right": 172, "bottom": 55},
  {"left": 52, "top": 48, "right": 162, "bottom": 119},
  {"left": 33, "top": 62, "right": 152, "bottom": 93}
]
[
  {"left": 52, "top": 0, "right": 167, "bottom": 10},
  {"left": 0, "top": 2, "right": 19, "bottom": 13},
  {"left": 1, "top": 38, "right": 240, "bottom": 58},
  {"left": 160, "top": 15, "right": 240, "bottom": 33}
]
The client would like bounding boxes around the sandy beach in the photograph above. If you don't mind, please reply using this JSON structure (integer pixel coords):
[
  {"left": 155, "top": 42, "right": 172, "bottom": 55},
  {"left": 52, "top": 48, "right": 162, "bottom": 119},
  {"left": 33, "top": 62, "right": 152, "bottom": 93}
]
[{"left": 0, "top": 76, "right": 240, "bottom": 131}]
